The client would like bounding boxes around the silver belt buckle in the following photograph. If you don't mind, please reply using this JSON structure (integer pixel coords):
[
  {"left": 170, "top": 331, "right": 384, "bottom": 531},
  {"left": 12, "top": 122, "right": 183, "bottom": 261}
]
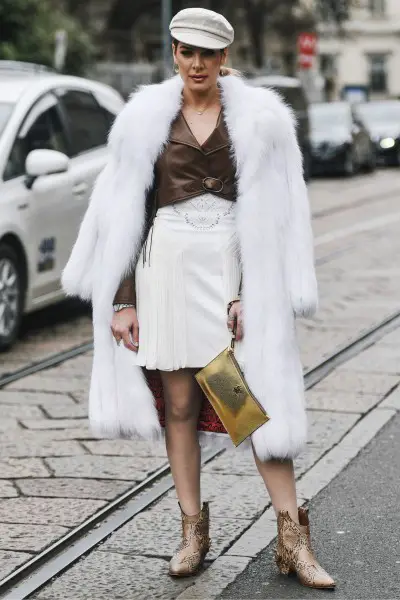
[{"left": 202, "top": 177, "right": 224, "bottom": 193}]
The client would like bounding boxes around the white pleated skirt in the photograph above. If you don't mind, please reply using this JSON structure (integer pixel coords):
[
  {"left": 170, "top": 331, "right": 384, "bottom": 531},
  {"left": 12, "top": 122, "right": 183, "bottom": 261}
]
[{"left": 132, "top": 193, "right": 244, "bottom": 371}]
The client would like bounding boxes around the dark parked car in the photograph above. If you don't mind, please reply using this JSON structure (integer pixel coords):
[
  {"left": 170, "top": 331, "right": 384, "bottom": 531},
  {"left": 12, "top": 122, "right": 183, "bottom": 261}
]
[
  {"left": 309, "top": 102, "right": 375, "bottom": 176},
  {"left": 248, "top": 75, "right": 311, "bottom": 180},
  {"left": 355, "top": 100, "right": 400, "bottom": 166}
]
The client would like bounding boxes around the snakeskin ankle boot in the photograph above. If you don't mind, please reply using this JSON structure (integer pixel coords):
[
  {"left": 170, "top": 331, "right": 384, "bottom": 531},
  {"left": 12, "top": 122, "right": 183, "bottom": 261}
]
[
  {"left": 275, "top": 508, "right": 335, "bottom": 589},
  {"left": 169, "top": 501, "right": 210, "bottom": 577}
]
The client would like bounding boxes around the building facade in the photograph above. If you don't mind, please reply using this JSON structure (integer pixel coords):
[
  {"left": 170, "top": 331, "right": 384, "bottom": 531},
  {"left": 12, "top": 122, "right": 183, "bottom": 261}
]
[{"left": 317, "top": 0, "right": 400, "bottom": 100}]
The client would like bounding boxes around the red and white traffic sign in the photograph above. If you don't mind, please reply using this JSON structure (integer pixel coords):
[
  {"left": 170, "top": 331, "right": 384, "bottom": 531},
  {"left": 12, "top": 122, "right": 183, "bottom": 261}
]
[
  {"left": 298, "top": 32, "right": 317, "bottom": 70},
  {"left": 298, "top": 32, "right": 317, "bottom": 55}
]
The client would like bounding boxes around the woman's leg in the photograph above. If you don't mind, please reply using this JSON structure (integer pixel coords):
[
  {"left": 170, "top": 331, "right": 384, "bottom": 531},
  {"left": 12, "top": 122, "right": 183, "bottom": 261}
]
[
  {"left": 160, "top": 367, "right": 203, "bottom": 516},
  {"left": 252, "top": 446, "right": 299, "bottom": 524},
  {"left": 253, "top": 446, "right": 335, "bottom": 588}
]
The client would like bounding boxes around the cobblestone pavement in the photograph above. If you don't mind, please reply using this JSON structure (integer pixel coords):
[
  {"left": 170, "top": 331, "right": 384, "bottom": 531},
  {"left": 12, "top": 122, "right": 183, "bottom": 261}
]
[{"left": 1, "top": 170, "right": 400, "bottom": 597}]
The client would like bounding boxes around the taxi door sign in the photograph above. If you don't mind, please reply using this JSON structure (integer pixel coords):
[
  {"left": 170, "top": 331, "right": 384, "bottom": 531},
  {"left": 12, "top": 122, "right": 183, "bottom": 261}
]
[
  {"left": 38, "top": 237, "right": 56, "bottom": 272},
  {"left": 298, "top": 33, "right": 317, "bottom": 69}
]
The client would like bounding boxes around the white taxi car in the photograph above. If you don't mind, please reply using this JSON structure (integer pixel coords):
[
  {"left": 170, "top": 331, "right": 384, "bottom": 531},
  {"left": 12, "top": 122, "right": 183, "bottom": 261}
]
[{"left": 0, "top": 62, "right": 125, "bottom": 349}]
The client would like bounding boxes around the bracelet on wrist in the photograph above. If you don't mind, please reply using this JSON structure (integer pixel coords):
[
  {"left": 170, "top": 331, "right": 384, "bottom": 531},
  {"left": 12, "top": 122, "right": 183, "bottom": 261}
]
[
  {"left": 113, "top": 303, "right": 135, "bottom": 312},
  {"left": 227, "top": 298, "right": 240, "bottom": 315}
]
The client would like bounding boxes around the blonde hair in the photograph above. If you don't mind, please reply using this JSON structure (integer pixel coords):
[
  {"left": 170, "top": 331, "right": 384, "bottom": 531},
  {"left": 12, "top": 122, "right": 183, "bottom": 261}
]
[{"left": 219, "top": 66, "right": 241, "bottom": 77}]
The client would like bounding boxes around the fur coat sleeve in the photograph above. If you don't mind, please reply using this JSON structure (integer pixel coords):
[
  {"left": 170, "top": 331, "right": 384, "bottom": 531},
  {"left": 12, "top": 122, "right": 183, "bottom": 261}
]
[{"left": 280, "top": 106, "right": 318, "bottom": 318}]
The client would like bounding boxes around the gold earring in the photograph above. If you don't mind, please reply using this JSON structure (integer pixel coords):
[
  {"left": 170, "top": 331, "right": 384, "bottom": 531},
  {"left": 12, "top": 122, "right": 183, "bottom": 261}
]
[{"left": 174, "top": 63, "right": 179, "bottom": 74}]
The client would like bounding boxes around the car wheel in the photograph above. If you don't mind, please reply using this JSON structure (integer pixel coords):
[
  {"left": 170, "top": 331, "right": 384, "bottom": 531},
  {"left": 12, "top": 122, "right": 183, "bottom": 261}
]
[
  {"left": 0, "top": 243, "right": 24, "bottom": 351},
  {"left": 343, "top": 150, "right": 355, "bottom": 176}
]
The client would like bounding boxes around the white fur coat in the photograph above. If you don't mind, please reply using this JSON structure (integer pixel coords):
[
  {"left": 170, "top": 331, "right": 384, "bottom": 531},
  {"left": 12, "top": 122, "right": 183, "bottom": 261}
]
[{"left": 61, "top": 74, "right": 317, "bottom": 461}]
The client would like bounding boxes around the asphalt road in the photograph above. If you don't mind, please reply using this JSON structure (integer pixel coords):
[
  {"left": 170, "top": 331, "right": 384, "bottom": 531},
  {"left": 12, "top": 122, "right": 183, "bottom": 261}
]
[{"left": 220, "top": 412, "right": 400, "bottom": 599}]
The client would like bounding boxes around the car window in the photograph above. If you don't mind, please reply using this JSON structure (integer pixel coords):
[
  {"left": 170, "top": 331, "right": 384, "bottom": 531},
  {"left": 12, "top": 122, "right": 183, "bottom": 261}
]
[
  {"left": 92, "top": 90, "right": 122, "bottom": 126},
  {"left": 3, "top": 94, "right": 68, "bottom": 182},
  {"left": 57, "top": 89, "right": 110, "bottom": 156},
  {"left": 97, "top": 104, "right": 117, "bottom": 131}
]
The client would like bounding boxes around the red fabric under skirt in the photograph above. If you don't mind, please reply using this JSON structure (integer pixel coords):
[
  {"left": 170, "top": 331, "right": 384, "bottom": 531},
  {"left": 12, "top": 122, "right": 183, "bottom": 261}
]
[{"left": 143, "top": 367, "right": 227, "bottom": 434}]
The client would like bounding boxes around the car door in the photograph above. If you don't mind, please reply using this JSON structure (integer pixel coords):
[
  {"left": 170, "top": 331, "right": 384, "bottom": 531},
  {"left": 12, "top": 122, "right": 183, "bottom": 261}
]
[
  {"left": 2, "top": 92, "right": 72, "bottom": 302},
  {"left": 54, "top": 88, "right": 116, "bottom": 262}
]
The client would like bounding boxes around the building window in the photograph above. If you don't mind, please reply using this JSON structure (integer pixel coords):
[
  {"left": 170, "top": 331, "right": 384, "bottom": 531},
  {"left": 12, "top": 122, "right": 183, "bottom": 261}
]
[
  {"left": 368, "top": 54, "right": 388, "bottom": 92},
  {"left": 369, "top": 0, "right": 386, "bottom": 16}
]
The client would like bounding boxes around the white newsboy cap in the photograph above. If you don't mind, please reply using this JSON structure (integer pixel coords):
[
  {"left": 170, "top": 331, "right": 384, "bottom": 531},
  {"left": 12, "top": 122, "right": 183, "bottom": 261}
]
[{"left": 170, "top": 7, "right": 234, "bottom": 50}]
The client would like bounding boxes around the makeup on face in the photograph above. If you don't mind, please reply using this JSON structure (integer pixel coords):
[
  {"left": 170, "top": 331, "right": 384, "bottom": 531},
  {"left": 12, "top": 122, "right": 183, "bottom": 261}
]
[{"left": 174, "top": 43, "right": 226, "bottom": 90}]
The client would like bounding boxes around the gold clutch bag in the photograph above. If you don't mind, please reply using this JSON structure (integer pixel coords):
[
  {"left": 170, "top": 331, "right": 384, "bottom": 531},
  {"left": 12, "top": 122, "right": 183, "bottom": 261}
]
[{"left": 195, "top": 332, "right": 270, "bottom": 447}]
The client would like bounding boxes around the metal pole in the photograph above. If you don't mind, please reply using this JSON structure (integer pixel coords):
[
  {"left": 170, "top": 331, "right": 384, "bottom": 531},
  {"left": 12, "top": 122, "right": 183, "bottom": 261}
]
[{"left": 162, "top": 0, "right": 172, "bottom": 80}]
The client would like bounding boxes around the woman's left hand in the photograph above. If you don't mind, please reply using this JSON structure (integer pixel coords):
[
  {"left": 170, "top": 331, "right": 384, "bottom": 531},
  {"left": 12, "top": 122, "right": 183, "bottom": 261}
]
[{"left": 227, "top": 300, "right": 243, "bottom": 341}]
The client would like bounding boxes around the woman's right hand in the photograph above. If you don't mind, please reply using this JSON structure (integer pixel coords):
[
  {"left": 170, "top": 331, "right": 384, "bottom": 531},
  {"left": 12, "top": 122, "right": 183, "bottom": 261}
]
[{"left": 111, "top": 307, "right": 139, "bottom": 352}]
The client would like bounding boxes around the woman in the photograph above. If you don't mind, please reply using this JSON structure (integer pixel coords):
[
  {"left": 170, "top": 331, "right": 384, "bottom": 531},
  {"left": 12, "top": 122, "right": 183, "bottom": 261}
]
[{"left": 62, "top": 7, "right": 335, "bottom": 589}]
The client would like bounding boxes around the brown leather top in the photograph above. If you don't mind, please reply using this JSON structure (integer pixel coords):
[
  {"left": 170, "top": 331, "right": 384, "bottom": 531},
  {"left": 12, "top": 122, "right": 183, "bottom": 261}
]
[
  {"left": 113, "top": 110, "right": 238, "bottom": 307},
  {"left": 154, "top": 110, "right": 237, "bottom": 208}
]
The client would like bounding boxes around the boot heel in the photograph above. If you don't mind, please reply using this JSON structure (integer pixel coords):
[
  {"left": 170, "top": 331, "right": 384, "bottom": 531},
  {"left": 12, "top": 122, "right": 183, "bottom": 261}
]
[
  {"left": 276, "top": 510, "right": 336, "bottom": 589},
  {"left": 275, "top": 553, "right": 291, "bottom": 575},
  {"left": 169, "top": 502, "right": 210, "bottom": 577}
]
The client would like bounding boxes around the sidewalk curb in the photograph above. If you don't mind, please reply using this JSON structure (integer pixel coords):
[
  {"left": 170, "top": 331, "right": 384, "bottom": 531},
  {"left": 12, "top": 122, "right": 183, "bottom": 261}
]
[{"left": 175, "top": 399, "right": 397, "bottom": 599}]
